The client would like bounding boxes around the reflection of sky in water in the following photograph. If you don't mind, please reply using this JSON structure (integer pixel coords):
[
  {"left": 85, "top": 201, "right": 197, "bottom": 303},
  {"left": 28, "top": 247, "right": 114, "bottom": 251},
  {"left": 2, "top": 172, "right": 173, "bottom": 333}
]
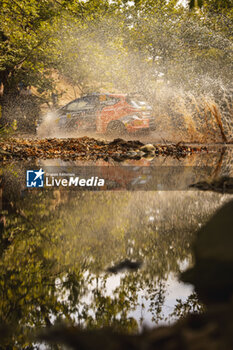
[
  {"left": 105, "top": 271, "right": 193, "bottom": 328},
  {"left": 129, "top": 274, "right": 193, "bottom": 328},
  {"left": 57, "top": 271, "right": 193, "bottom": 329},
  {"left": 69, "top": 258, "right": 193, "bottom": 329}
]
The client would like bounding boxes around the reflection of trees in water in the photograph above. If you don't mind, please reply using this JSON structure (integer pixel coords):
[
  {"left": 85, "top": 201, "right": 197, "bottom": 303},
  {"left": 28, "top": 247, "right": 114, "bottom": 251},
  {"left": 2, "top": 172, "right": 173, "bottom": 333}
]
[
  {"left": 0, "top": 190, "right": 231, "bottom": 347},
  {"left": 169, "top": 293, "right": 205, "bottom": 320}
]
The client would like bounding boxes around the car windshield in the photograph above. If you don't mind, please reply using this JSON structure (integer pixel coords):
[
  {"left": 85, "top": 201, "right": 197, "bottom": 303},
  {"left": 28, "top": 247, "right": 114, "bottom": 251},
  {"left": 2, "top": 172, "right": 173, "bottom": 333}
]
[
  {"left": 127, "top": 99, "right": 152, "bottom": 109},
  {"left": 66, "top": 100, "right": 91, "bottom": 111}
]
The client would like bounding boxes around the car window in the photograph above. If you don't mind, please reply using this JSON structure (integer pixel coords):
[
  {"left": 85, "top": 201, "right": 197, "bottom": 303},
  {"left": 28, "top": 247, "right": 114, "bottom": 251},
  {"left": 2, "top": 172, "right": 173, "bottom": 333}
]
[
  {"left": 66, "top": 100, "right": 88, "bottom": 111},
  {"left": 66, "top": 97, "right": 98, "bottom": 111},
  {"left": 99, "top": 95, "right": 119, "bottom": 106}
]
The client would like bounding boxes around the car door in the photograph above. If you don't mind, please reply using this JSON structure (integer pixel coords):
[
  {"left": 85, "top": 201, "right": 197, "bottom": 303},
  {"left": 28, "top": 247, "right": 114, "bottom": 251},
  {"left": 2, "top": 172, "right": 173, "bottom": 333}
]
[
  {"left": 57, "top": 99, "right": 82, "bottom": 128},
  {"left": 77, "top": 95, "right": 99, "bottom": 131},
  {"left": 60, "top": 96, "right": 98, "bottom": 131}
]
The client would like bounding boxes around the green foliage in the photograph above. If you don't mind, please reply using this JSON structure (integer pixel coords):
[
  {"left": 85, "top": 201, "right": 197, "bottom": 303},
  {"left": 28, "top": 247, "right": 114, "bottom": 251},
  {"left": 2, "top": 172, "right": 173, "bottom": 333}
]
[
  {"left": 189, "top": 0, "right": 233, "bottom": 12},
  {"left": 50, "top": 0, "right": 232, "bottom": 96},
  {"left": 0, "top": 0, "right": 60, "bottom": 94},
  {"left": 0, "top": 119, "right": 17, "bottom": 139},
  {"left": 0, "top": 0, "right": 232, "bottom": 99},
  {"left": 0, "top": 0, "right": 118, "bottom": 96},
  {"left": 189, "top": 0, "right": 204, "bottom": 9}
]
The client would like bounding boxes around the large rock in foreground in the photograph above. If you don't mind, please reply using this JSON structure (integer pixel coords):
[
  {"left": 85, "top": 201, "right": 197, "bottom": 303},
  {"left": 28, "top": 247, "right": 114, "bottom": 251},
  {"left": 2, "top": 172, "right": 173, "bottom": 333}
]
[{"left": 181, "top": 199, "right": 233, "bottom": 304}]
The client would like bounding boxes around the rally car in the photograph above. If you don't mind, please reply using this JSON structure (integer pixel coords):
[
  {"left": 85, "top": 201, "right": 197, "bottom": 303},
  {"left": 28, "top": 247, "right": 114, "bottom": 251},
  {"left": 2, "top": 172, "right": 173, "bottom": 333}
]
[{"left": 37, "top": 93, "right": 156, "bottom": 136}]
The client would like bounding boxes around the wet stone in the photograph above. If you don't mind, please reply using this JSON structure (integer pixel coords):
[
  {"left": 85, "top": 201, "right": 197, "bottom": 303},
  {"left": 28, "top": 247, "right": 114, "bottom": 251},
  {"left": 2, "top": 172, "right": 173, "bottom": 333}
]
[{"left": 140, "top": 144, "right": 155, "bottom": 153}]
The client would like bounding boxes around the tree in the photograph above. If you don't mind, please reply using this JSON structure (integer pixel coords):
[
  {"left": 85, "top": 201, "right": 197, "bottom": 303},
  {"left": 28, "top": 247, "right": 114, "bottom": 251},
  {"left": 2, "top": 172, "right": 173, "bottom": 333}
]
[
  {"left": 0, "top": 0, "right": 64, "bottom": 95},
  {"left": 189, "top": 0, "right": 233, "bottom": 12}
]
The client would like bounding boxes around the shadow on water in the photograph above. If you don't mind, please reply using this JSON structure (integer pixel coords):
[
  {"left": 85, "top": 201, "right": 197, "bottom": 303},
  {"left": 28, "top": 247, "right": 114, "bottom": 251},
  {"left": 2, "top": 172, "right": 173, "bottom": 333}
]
[{"left": 0, "top": 147, "right": 232, "bottom": 348}]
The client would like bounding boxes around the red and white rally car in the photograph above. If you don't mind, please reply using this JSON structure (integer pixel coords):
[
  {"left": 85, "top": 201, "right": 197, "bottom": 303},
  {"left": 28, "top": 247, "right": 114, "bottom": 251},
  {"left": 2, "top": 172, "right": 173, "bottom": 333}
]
[{"left": 38, "top": 93, "right": 156, "bottom": 136}]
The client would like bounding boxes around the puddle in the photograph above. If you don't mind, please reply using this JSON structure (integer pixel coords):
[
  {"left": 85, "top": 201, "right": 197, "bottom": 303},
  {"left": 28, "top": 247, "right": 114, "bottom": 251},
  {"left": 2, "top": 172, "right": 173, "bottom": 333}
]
[{"left": 0, "top": 148, "right": 233, "bottom": 348}]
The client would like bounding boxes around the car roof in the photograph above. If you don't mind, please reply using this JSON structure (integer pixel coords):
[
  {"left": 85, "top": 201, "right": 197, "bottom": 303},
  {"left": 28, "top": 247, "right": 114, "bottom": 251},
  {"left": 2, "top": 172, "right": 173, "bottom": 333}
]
[
  {"left": 88, "top": 92, "right": 146, "bottom": 99},
  {"left": 83, "top": 93, "right": 127, "bottom": 98},
  {"left": 60, "top": 93, "right": 126, "bottom": 109}
]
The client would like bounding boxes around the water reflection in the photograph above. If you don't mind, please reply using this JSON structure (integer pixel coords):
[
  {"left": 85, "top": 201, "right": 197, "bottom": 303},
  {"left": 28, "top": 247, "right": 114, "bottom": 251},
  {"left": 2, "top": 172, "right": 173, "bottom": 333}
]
[{"left": 0, "top": 177, "right": 232, "bottom": 347}]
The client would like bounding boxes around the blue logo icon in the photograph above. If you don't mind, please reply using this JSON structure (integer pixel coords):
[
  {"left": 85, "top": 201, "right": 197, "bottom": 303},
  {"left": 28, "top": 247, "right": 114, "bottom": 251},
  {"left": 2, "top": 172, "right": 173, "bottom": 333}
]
[{"left": 26, "top": 169, "right": 44, "bottom": 188}]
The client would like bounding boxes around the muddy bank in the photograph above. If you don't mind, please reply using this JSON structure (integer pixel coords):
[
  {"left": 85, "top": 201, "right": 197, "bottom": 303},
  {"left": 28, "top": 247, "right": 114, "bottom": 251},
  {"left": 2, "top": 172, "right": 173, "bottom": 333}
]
[{"left": 0, "top": 137, "right": 210, "bottom": 162}]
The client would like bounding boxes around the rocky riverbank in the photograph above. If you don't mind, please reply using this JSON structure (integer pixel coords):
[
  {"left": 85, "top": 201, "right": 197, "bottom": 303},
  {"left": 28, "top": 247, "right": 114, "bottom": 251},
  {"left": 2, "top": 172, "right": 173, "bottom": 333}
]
[{"left": 0, "top": 137, "right": 209, "bottom": 161}]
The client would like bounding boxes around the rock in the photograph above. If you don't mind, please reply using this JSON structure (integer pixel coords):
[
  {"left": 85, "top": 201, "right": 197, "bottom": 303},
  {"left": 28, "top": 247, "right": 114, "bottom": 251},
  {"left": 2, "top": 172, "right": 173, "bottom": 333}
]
[
  {"left": 189, "top": 177, "right": 233, "bottom": 194},
  {"left": 108, "top": 138, "right": 126, "bottom": 145},
  {"left": 140, "top": 144, "right": 155, "bottom": 153},
  {"left": 181, "top": 199, "right": 233, "bottom": 304},
  {"left": 142, "top": 153, "right": 155, "bottom": 161}
]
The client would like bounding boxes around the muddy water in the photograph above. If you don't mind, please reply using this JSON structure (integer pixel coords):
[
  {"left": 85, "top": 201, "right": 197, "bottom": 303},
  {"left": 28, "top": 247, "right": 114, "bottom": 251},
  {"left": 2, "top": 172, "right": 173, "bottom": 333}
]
[{"left": 0, "top": 147, "right": 233, "bottom": 348}]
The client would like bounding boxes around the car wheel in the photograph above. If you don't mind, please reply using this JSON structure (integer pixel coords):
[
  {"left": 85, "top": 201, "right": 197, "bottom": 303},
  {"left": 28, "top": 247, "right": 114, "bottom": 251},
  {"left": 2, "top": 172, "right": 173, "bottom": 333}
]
[{"left": 106, "top": 121, "right": 126, "bottom": 137}]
